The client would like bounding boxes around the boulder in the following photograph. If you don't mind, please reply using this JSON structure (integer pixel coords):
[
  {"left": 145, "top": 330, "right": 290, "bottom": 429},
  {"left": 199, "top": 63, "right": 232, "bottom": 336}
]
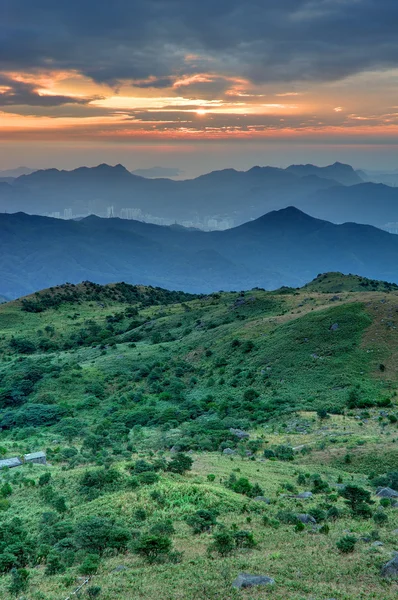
[
  {"left": 296, "top": 492, "right": 313, "bottom": 499},
  {"left": 297, "top": 514, "right": 317, "bottom": 525},
  {"left": 229, "top": 428, "right": 250, "bottom": 439},
  {"left": 376, "top": 487, "right": 398, "bottom": 498},
  {"left": 329, "top": 323, "right": 339, "bottom": 331},
  {"left": 372, "top": 541, "right": 384, "bottom": 547},
  {"left": 223, "top": 448, "right": 235, "bottom": 455},
  {"left": 253, "top": 496, "right": 270, "bottom": 504},
  {"left": 232, "top": 573, "right": 275, "bottom": 589},
  {"left": 381, "top": 554, "right": 398, "bottom": 579}
]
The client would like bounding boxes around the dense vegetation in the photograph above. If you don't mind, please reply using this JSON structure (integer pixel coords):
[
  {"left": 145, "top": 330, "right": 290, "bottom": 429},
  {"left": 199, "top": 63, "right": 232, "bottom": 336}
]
[{"left": 0, "top": 273, "right": 397, "bottom": 599}]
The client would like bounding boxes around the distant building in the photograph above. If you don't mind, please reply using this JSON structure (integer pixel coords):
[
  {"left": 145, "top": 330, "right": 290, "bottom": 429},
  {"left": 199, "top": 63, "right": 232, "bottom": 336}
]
[
  {"left": 24, "top": 451, "right": 46, "bottom": 465},
  {"left": 64, "top": 208, "right": 73, "bottom": 219},
  {"left": 107, "top": 206, "right": 115, "bottom": 218},
  {"left": 0, "top": 457, "right": 22, "bottom": 469}
]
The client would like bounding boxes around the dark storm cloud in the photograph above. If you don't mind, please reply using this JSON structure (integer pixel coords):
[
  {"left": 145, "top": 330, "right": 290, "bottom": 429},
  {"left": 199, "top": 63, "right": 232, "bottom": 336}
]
[
  {"left": 1, "top": 0, "right": 398, "bottom": 84},
  {"left": 0, "top": 75, "right": 94, "bottom": 106}
]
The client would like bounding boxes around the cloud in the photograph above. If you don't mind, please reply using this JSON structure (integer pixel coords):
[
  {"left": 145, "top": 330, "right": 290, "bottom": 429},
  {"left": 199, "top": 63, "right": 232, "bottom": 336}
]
[
  {"left": 0, "top": 74, "right": 95, "bottom": 106},
  {"left": 1, "top": 1, "right": 398, "bottom": 86}
]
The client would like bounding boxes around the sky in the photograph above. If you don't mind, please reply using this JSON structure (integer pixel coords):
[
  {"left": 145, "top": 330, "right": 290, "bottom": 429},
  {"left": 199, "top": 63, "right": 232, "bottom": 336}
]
[{"left": 1, "top": 0, "right": 398, "bottom": 176}]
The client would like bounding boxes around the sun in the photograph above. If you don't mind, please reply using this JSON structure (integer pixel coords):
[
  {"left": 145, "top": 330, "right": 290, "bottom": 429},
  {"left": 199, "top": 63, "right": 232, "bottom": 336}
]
[{"left": 196, "top": 108, "right": 207, "bottom": 116}]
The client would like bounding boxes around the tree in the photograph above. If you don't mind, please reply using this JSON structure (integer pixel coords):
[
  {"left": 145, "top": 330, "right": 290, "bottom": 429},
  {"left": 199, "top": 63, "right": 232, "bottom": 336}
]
[
  {"left": 75, "top": 517, "right": 113, "bottom": 554},
  {"left": 167, "top": 453, "right": 193, "bottom": 475},
  {"left": 339, "top": 485, "right": 373, "bottom": 517},
  {"left": 133, "top": 534, "right": 172, "bottom": 564},
  {"left": 186, "top": 510, "right": 217, "bottom": 534}
]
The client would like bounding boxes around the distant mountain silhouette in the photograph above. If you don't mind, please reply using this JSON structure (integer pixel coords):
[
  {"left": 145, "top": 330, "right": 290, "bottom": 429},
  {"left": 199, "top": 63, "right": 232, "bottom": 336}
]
[
  {"left": 286, "top": 161, "right": 363, "bottom": 185},
  {"left": 2, "top": 161, "right": 398, "bottom": 229},
  {"left": 2, "top": 207, "right": 398, "bottom": 299},
  {"left": 0, "top": 166, "right": 36, "bottom": 178}
]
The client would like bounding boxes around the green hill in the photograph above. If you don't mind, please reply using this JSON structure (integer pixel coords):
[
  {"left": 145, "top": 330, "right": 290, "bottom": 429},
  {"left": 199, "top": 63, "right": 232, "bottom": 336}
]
[
  {"left": 0, "top": 274, "right": 397, "bottom": 599},
  {"left": 303, "top": 271, "right": 398, "bottom": 293}
]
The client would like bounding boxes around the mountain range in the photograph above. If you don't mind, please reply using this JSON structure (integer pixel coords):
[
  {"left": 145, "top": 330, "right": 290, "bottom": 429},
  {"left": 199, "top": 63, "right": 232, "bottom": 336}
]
[
  {"left": 2, "top": 207, "right": 398, "bottom": 299},
  {"left": 1, "top": 161, "right": 398, "bottom": 229}
]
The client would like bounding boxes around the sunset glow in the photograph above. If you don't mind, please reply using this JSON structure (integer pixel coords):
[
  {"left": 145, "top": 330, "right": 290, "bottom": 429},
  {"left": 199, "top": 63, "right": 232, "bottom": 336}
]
[{"left": 1, "top": 1, "right": 398, "bottom": 170}]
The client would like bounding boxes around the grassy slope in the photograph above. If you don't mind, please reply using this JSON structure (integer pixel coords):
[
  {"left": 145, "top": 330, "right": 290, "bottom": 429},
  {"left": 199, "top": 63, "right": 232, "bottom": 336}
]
[{"left": 0, "top": 274, "right": 397, "bottom": 598}]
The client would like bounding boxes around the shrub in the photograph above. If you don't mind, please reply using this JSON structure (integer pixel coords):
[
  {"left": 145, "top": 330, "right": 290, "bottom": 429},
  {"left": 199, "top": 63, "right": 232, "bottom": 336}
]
[
  {"left": 0, "top": 483, "right": 12, "bottom": 498},
  {"left": 133, "top": 534, "right": 172, "bottom": 564},
  {"left": 319, "top": 523, "right": 330, "bottom": 534},
  {"left": 87, "top": 586, "right": 102, "bottom": 598},
  {"left": 150, "top": 520, "right": 175, "bottom": 536},
  {"left": 373, "top": 511, "right": 388, "bottom": 526},
  {"left": 233, "top": 530, "right": 256, "bottom": 548},
  {"left": 276, "top": 511, "right": 299, "bottom": 525},
  {"left": 295, "top": 521, "right": 305, "bottom": 533},
  {"left": 167, "top": 453, "right": 193, "bottom": 474},
  {"left": 326, "top": 506, "right": 340, "bottom": 520},
  {"left": 207, "top": 474, "right": 216, "bottom": 482},
  {"left": 79, "top": 554, "right": 100, "bottom": 575},
  {"left": 336, "top": 535, "right": 357, "bottom": 553},
  {"left": 9, "top": 567, "right": 29, "bottom": 596},
  {"left": 46, "top": 551, "right": 65, "bottom": 575},
  {"left": 186, "top": 510, "right": 218, "bottom": 534},
  {"left": 208, "top": 529, "right": 235, "bottom": 556},
  {"left": 38, "top": 472, "right": 52, "bottom": 486},
  {"left": 137, "top": 471, "right": 159, "bottom": 485},
  {"left": 0, "top": 553, "right": 17, "bottom": 573}
]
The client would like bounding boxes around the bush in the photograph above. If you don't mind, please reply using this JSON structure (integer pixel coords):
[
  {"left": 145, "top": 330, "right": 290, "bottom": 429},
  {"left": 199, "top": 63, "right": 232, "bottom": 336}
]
[
  {"left": 46, "top": 551, "right": 65, "bottom": 574},
  {"left": 233, "top": 530, "right": 256, "bottom": 548},
  {"left": 137, "top": 471, "right": 159, "bottom": 485},
  {"left": 79, "top": 554, "right": 100, "bottom": 575},
  {"left": 336, "top": 535, "right": 357, "bottom": 553},
  {"left": 87, "top": 586, "right": 102, "bottom": 598},
  {"left": 208, "top": 529, "right": 235, "bottom": 556},
  {"left": 39, "top": 472, "right": 52, "bottom": 486},
  {"left": 133, "top": 534, "right": 172, "bottom": 564},
  {"left": 186, "top": 510, "right": 218, "bottom": 534},
  {"left": 167, "top": 453, "right": 193, "bottom": 474},
  {"left": 0, "top": 553, "right": 17, "bottom": 573},
  {"left": 373, "top": 511, "right": 388, "bottom": 526},
  {"left": 9, "top": 567, "right": 29, "bottom": 596},
  {"left": 150, "top": 520, "right": 175, "bottom": 536}
]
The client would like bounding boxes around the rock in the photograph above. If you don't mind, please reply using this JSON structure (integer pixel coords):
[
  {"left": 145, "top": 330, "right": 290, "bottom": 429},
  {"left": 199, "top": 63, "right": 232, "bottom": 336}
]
[
  {"left": 229, "top": 428, "right": 250, "bottom": 439},
  {"left": 329, "top": 323, "right": 339, "bottom": 331},
  {"left": 376, "top": 487, "right": 398, "bottom": 498},
  {"left": 232, "top": 573, "right": 275, "bottom": 589},
  {"left": 112, "top": 565, "right": 128, "bottom": 572},
  {"left": 392, "top": 529, "right": 398, "bottom": 535},
  {"left": 253, "top": 496, "right": 270, "bottom": 504},
  {"left": 223, "top": 448, "right": 235, "bottom": 455},
  {"left": 297, "top": 514, "right": 316, "bottom": 525},
  {"left": 372, "top": 541, "right": 384, "bottom": 547},
  {"left": 296, "top": 491, "right": 313, "bottom": 499},
  {"left": 381, "top": 554, "right": 398, "bottom": 579},
  {"left": 392, "top": 502, "right": 398, "bottom": 508}
]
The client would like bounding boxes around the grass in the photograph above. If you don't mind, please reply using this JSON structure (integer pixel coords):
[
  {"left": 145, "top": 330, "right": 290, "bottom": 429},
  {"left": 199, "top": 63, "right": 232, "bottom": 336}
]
[{"left": 0, "top": 273, "right": 397, "bottom": 598}]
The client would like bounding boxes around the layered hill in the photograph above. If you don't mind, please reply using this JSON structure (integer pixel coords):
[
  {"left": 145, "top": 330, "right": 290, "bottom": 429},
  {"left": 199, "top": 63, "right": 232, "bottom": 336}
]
[
  {"left": 0, "top": 274, "right": 397, "bottom": 599},
  {"left": 2, "top": 208, "right": 398, "bottom": 298},
  {"left": 0, "top": 162, "right": 350, "bottom": 225}
]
